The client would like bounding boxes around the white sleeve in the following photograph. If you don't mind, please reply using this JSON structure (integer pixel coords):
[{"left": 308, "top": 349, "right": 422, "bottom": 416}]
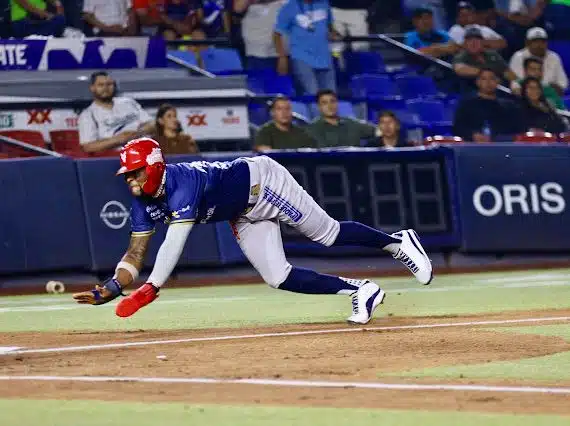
[
  {"left": 509, "top": 51, "right": 524, "bottom": 79},
  {"left": 551, "top": 53, "right": 569, "bottom": 90},
  {"left": 147, "top": 222, "right": 193, "bottom": 287},
  {"left": 482, "top": 26, "right": 503, "bottom": 40},
  {"left": 78, "top": 109, "right": 98, "bottom": 145},
  {"left": 448, "top": 25, "right": 463, "bottom": 44}
]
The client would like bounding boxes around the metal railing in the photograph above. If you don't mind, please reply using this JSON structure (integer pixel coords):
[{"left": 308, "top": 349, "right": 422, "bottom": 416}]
[{"left": 0, "top": 135, "right": 62, "bottom": 157}]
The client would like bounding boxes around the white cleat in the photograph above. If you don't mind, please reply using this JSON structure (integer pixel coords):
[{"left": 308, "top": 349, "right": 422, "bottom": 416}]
[
  {"left": 392, "top": 229, "right": 433, "bottom": 285},
  {"left": 347, "top": 280, "right": 386, "bottom": 325}
]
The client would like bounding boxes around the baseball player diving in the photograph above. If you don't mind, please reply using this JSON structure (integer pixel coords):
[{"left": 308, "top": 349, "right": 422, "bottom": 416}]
[{"left": 73, "top": 138, "right": 433, "bottom": 324}]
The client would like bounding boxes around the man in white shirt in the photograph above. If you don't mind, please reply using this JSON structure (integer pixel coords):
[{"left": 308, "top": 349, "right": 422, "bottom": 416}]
[
  {"left": 79, "top": 71, "right": 154, "bottom": 153},
  {"left": 509, "top": 27, "right": 569, "bottom": 95},
  {"left": 448, "top": 2, "right": 506, "bottom": 50},
  {"left": 82, "top": 0, "right": 137, "bottom": 36}
]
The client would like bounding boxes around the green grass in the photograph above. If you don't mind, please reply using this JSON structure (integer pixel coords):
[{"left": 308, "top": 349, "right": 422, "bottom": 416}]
[
  {"left": 0, "top": 400, "right": 568, "bottom": 426},
  {"left": 0, "top": 268, "right": 569, "bottom": 332},
  {"left": 389, "top": 324, "right": 570, "bottom": 382}
]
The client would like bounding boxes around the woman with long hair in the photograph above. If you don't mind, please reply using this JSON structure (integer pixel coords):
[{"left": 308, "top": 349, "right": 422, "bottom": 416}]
[
  {"left": 519, "top": 77, "right": 567, "bottom": 134},
  {"left": 154, "top": 104, "right": 199, "bottom": 155}
]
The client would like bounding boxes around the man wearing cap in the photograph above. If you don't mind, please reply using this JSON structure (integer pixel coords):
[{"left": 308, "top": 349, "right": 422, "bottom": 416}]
[
  {"left": 448, "top": 2, "right": 506, "bottom": 50},
  {"left": 509, "top": 27, "right": 568, "bottom": 95},
  {"left": 453, "top": 26, "right": 517, "bottom": 89},
  {"left": 404, "top": 6, "right": 459, "bottom": 58}
]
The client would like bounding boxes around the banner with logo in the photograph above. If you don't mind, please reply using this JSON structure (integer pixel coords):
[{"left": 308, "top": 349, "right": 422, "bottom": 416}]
[
  {"left": 0, "top": 37, "right": 166, "bottom": 71},
  {"left": 1, "top": 105, "right": 249, "bottom": 141},
  {"left": 453, "top": 145, "right": 570, "bottom": 251}
]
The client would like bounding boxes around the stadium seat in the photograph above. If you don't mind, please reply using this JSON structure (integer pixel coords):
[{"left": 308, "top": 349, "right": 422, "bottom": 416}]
[
  {"left": 89, "top": 150, "right": 120, "bottom": 158},
  {"left": 350, "top": 74, "right": 401, "bottom": 100},
  {"left": 559, "top": 132, "right": 570, "bottom": 143},
  {"left": 167, "top": 50, "right": 198, "bottom": 67},
  {"left": 405, "top": 99, "right": 451, "bottom": 125},
  {"left": 395, "top": 74, "right": 439, "bottom": 99},
  {"left": 248, "top": 102, "right": 270, "bottom": 126},
  {"left": 0, "top": 130, "right": 47, "bottom": 147},
  {"left": 201, "top": 47, "right": 243, "bottom": 74},
  {"left": 49, "top": 130, "right": 80, "bottom": 152},
  {"left": 291, "top": 102, "right": 310, "bottom": 120},
  {"left": 515, "top": 131, "right": 559, "bottom": 143},
  {"left": 264, "top": 75, "right": 295, "bottom": 96},
  {"left": 247, "top": 77, "right": 265, "bottom": 94},
  {"left": 344, "top": 51, "right": 385, "bottom": 75}
]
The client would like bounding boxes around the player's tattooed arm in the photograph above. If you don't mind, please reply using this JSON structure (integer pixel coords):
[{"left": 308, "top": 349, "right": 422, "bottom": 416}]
[
  {"left": 115, "top": 233, "right": 153, "bottom": 289},
  {"left": 72, "top": 233, "right": 152, "bottom": 305}
]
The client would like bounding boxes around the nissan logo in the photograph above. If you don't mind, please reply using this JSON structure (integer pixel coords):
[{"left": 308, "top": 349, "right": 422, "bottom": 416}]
[{"left": 100, "top": 200, "right": 129, "bottom": 229}]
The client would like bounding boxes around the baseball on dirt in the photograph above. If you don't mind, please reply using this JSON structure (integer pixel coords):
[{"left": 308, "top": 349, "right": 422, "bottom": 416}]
[{"left": 45, "top": 280, "right": 65, "bottom": 294}]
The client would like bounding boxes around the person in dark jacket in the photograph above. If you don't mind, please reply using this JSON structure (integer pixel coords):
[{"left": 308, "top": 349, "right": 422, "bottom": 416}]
[{"left": 519, "top": 76, "right": 567, "bottom": 134}]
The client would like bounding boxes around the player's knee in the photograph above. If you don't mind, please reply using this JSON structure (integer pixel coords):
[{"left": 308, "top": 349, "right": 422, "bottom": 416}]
[
  {"left": 309, "top": 219, "right": 340, "bottom": 247},
  {"left": 262, "top": 263, "right": 292, "bottom": 289}
]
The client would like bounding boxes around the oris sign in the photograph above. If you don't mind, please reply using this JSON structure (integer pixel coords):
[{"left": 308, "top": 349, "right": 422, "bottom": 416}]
[{"left": 454, "top": 145, "right": 570, "bottom": 251}]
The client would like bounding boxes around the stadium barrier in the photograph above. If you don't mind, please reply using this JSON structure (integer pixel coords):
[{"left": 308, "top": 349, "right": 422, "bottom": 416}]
[{"left": 0, "top": 144, "right": 569, "bottom": 275}]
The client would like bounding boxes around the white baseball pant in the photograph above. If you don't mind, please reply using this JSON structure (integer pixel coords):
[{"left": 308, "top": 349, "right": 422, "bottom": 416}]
[{"left": 231, "top": 156, "right": 340, "bottom": 288}]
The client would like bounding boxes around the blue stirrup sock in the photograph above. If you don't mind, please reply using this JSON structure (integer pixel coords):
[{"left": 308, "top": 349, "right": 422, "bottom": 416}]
[
  {"left": 333, "top": 221, "right": 401, "bottom": 253},
  {"left": 278, "top": 267, "right": 364, "bottom": 295}
]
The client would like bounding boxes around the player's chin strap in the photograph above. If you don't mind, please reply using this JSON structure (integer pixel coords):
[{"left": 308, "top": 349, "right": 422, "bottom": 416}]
[{"left": 91, "top": 278, "right": 126, "bottom": 305}]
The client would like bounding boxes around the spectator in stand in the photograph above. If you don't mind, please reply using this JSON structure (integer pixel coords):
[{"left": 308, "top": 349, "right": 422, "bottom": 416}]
[
  {"left": 494, "top": 0, "right": 547, "bottom": 53},
  {"left": 404, "top": 7, "right": 459, "bottom": 59},
  {"left": 444, "top": 0, "right": 495, "bottom": 27},
  {"left": 274, "top": 0, "right": 341, "bottom": 95},
  {"left": 153, "top": 103, "right": 199, "bottom": 155},
  {"left": 194, "top": 0, "right": 231, "bottom": 38},
  {"left": 365, "top": 111, "right": 408, "bottom": 148},
  {"left": 79, "top": 71, "right": 155, "bottom": 153},
  {"left": 254, "top": 96, "right": 317, "bottom": 151},
  {"left": 453, "top": 67, "right": 525, "bottom": 142},
  {"left": 405, "top": 0, "right": 447, "bottom": 30},
  {"left": 234, "top": 0, "right": 284, "bottom": 70},
  {"left": 307, "top": 89, "right": 376, "bottom": 147},
  {"left": 82, "top": 0, "right": 137, "bottom": 36},
  {"left": 10, "top": 0, "right": 66, "bottom": 38},
  {"left": 329, "top": 0, "right": 372, "bottom": 50},
  {"left": 132, "top": 0, "right": 164, "bottom": 35},
  {"left": 519, "top": 76, "right": 567, "bottom": 134},
  {"left": 448, "top": 2, "right": 506, "bottom": 50},
  {"left": 512, "top": 57, "right": 565, "bottom": 110},
  {"left": 133, "top": 0, "right": 200, "bottom": 41},
  {"left": 453, "top": 26, "right": 516, "bottom": 91},
  {"left": 509, "top": 27, "right": 568, "bottom": 96}
]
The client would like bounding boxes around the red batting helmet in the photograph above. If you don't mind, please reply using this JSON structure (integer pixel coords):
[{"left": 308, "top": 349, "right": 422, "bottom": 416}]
[{"left": 116, "top": 138, "right": 166, "bottom": 196}]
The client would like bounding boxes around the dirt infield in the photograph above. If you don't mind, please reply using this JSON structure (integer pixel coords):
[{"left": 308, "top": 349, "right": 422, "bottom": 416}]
[{"left": 1, "top": 309, "right": 570, "bottom": 415}]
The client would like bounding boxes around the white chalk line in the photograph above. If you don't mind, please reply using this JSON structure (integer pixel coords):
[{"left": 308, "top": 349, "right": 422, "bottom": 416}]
[
  {"left": 1, "top": 375, "right": 570, "bottom": 395},
  {"left": 6, "top": 316, "right": 570, "bottom": 356},
  {"left": 1, "top": 280, "right": 569, "bottom": 313}
]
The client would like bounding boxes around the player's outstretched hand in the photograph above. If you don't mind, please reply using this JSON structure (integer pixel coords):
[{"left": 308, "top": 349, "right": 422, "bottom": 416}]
[{"left": 72, "top": 278, "right": 124, "bottom": 305}]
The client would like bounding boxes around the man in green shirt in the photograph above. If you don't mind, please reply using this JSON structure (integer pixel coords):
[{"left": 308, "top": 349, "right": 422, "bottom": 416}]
[
  {"left": 307, "top": 89, "right": 376, "bottom": 148},
  {"left": 11, "top": 0, "right": 66, "bottom": 38},
  {"left": 511, "top": 56, "right": 566, "bottom": 110},
  {"left": 254, "top": 96, "right": 318, "bottom": 151}
]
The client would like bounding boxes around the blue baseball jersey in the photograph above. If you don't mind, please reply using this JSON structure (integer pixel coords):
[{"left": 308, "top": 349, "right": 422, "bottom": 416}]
[{"left": 130, "top": 158, "right": 250, "bottom": 234}]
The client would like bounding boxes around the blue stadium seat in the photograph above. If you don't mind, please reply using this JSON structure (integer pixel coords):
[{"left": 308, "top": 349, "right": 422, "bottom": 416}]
[
  {"left": 291, "top": 102, "right": 311, "bottom": 120},
  {"left": 201, "top": 47, "right": 243, "bottom": 74},
  {"left": 395, "top": 74, "right": 439, "bottom": 99},
  {"left": 350, "top": 74, "right": 401, "bottom": 100},
  {"left": 406, "top": 99, "right": 452, "bottom": 128},
  {"left": 344, "top": 51, "right": 385, "bottom": 75},
  {"left": 167, "top": 50, "right": 198, "bottom": 67},
  {"left": 264, "top": 75, "right": 295, "bottom": 96},
  {"left": 247, "top": 77, "right": 265, "bottom": 94},
  {"left": 248, "top": 102, "right": 270, "bottom": 126},
  {"left": 338, "top": 101, "right": 356, "bottom": 118}
]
